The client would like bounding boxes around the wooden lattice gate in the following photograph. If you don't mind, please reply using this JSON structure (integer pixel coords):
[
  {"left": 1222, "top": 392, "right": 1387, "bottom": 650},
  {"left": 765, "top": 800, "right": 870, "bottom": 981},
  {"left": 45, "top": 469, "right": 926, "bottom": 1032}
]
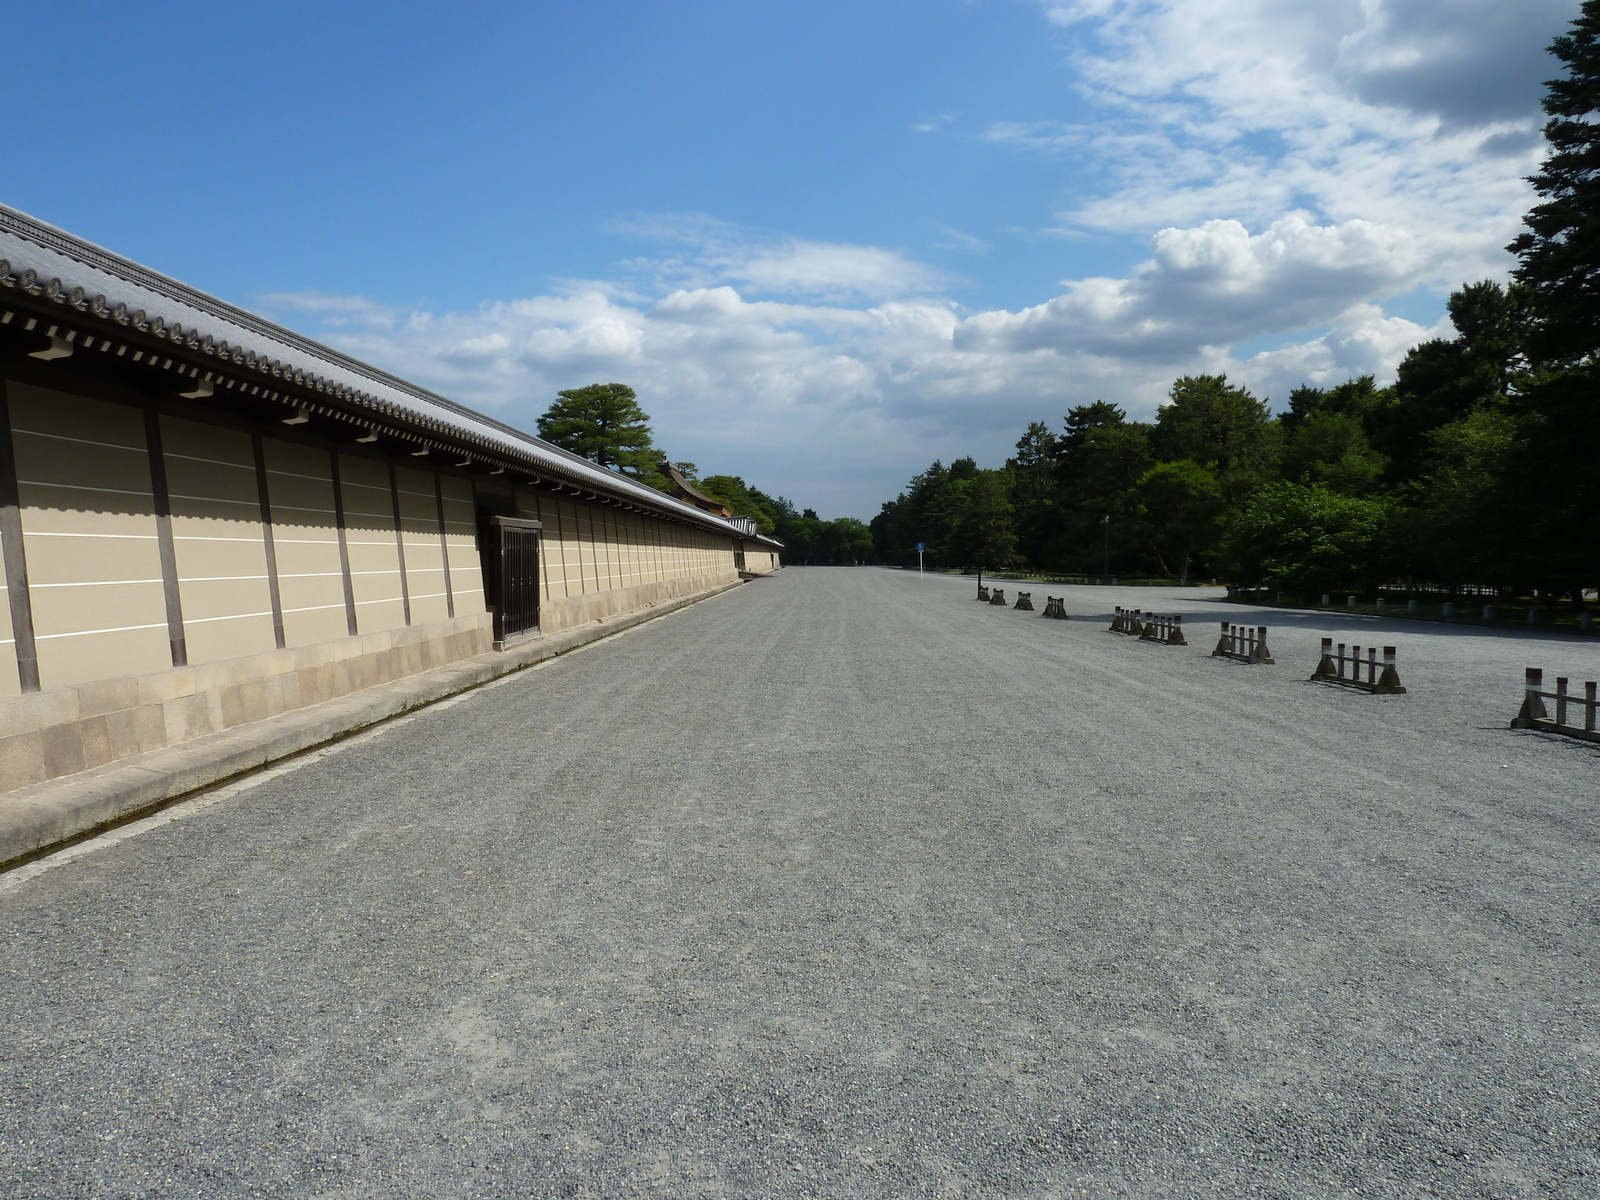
[{"left": 488, "top": 516, "right": 541, "bottom": 646}]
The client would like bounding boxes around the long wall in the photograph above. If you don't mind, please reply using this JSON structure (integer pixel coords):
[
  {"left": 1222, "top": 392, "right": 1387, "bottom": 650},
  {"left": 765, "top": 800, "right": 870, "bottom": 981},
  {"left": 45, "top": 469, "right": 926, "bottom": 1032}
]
[
  {"left": 0, "top": 378, "right": 748, "bottom": 793},
  {"left": 508, "top": 485, "right": 741, "bottom": 634}
]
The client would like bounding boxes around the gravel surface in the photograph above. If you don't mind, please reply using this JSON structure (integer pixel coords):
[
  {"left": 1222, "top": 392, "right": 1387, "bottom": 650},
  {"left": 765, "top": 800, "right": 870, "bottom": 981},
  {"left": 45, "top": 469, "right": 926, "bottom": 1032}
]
[{"left": 3, "top": 567, "right": 1598, "bottom": 1198}]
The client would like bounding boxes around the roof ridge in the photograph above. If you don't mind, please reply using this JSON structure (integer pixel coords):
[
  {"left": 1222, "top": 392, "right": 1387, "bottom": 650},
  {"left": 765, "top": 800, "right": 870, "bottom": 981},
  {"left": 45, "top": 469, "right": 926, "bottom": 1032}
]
[{"left": 0, "top": 202, "right": 556, "bottom": 450}]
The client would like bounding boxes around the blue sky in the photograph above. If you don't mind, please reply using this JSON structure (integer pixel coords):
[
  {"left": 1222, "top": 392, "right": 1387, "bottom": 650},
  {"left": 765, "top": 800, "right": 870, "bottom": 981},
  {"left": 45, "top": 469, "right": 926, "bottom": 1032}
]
[{"left": 0, "top": 0, "right": 1579, "bottom": 517}]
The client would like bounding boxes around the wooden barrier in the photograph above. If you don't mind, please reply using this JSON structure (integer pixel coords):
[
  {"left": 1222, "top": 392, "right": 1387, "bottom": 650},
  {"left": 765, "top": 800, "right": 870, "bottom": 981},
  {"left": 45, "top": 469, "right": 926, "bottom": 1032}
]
[
  {"left": 1109, "top": 606, "right": 1146, "bottom": 635},
  {"left": 1042, "top": 596, "right": 1068, "bottom": 619},
  {"left": 1140, "top": 614, "right": 1187, "bottom": 646},
  {"left": 976, "top": 585, "right": 991, "bottom": 601},
  {"left": 1510, "top": 668, "right": 1599, "bottom": 742},
  {"left": 988, "top": 588, "right": 1007, "bottom": 607},
  {"left": 1213, "top": 623, "right": 1274, "bottom": 664},
  {"left": 1309, "top": 639, "right": 1405, "bottom": 694},
  {"left": 1014, "top": 591, "right": 1035, "bottom": 611}
]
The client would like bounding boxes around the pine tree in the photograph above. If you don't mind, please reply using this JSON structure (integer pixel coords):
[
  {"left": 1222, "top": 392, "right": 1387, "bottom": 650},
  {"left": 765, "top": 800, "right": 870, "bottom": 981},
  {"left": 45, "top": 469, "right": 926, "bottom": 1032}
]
[
  {"left": 1509, "top": 0, "right": 1600, "bottom": 365},
  {"left": 535, "top": 383, "right": 659, "bottom": 475}
]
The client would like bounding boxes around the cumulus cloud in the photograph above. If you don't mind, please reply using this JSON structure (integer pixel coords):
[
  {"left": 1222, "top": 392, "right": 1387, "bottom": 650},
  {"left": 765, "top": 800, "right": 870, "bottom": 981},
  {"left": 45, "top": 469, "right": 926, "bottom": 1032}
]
[
  {"left": 274, "top": 223, "right": 1439, "bottom": 515},
  {"left": 268, "top": 2, "right": 1568, "bottom": 515},
  {"left": 956, "top": 216, "right": 1425, "bottom": 360},
  {"left": 1017, "top": 0, "right": 1570, "bottom": 261}
]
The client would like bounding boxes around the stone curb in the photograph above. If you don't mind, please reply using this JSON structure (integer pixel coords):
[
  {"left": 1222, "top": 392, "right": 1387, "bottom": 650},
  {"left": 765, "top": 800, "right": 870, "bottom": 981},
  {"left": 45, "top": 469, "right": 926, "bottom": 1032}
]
[{"left": 0, "top": 581, "right": 745, "bottom": 869}]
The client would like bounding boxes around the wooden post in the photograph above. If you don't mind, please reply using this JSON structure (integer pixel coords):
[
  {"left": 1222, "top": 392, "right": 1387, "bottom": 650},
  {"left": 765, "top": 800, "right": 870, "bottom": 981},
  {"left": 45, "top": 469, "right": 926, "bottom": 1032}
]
[
  {"left": 1311, "top": 637, "right": 1336, "bottom": 681},
  {"left": 1252, "top": 625, "right": 1274, "bottom": 664},
  {"left": 1511, "top": 668, "right": 1546, "bottom": 726},
  {"left": 1375, "top": 646, "right": 1406, "bottom": 694}
]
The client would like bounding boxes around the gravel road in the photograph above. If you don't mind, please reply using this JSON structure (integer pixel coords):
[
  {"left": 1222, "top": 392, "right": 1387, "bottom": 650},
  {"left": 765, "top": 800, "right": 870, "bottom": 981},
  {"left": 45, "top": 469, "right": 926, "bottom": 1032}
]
[{"left": 3, "top": 567, "right": 1597, "bottom": 1198}]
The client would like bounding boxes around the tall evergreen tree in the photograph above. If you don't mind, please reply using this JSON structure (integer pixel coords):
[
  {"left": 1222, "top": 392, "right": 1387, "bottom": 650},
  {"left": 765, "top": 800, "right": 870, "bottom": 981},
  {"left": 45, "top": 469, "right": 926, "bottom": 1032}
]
[
  {"left": 948, "top": 470, "right": 1018, "bottom": 570},
  {"left": 1006, "top": 421, "right": 1061, "bottom": 568},
  {"left": 1510, "top": 0, "right": 1600, "bottom": 365}
]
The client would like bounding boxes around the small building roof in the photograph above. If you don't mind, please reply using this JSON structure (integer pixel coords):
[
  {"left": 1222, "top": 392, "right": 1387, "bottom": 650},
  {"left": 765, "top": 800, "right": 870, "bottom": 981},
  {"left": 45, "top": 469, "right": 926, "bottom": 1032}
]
[{"left": 659, "top": 461, "right": 733, "bottom": 517}]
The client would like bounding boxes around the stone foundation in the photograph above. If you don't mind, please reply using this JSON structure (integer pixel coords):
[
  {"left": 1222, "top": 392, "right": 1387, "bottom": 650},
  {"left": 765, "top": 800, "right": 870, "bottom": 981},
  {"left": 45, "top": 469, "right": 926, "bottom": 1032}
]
[
  {"left": 0, "top": 614, "right": 493, "bottom": 792},
  {"left": 539, "top": 569, "right": 740, "bottom": 635}
]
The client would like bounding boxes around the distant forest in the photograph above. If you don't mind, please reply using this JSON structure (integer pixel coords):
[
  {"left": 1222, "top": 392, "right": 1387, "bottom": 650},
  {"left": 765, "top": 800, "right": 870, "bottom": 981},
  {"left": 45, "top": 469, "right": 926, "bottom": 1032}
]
[
  {"left": 870, "top": 278, "right": 1591, "bottom": 603},
  {"left": 685, "top": 475, "right": 873, "bottom": 566},
  {"left": 871, "top": 7, "right": 1600, "bottom": 605}
]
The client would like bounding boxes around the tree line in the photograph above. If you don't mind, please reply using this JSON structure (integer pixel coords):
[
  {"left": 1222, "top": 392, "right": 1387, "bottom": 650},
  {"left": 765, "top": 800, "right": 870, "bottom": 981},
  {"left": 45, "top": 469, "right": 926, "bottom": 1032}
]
[
  {"left": 534, "top": 382, "right": 872, "bottom": 564},
  {"left": 873, "top": 6, "right": 1600, "bottom": 606}
]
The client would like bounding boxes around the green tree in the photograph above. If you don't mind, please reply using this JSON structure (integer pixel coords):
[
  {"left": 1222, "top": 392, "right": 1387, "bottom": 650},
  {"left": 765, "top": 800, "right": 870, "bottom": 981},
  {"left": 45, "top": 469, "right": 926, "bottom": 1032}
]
[
  {"left": 947, "top": 469, "right": 1018, "bottom": 570},
  {"left": 1501, "top": 4, "right": 1600, "bottom": 601},
  {"left": 1150, "top": 375, "right": 1281, "bottom": 510},
  {"left": 870, "top": 459, "right": 981, "bottom": 568},
  {"left": 1371, "top": 282, "right": 1530, "bottom": 485},
  {"left": 1006, "top": 421, "right": 1061, "bottom": 568},
  {"left": 1509, "top": 0, "right": 1600, "bottom": 366},
  {"left": 1056, "top": 402, "right": 1153, "bottom": 573},
  {"left": 818, "top": 517, "right": 875, "bottom": 564},
  {"left": 696, "top": 475, "right": 779, "bottom": 534},
  {"left": 1281, "top": 413, "right": 1386, "bottom": 494},
  {"left": 1282, "top": 376, "right": 1390, "bottom": 434},
  {"left": 1220, "top": 482, "right": 1396, "bottom": 596},
  {"left": 1493, "top": 369, "right": 1600, "bottom": 598},
  {"left": 1395, "top": 409, "right": 1518, "bottom": 587},
  {"left": 536, "top": 383, "right": 660, "bottom": 477},
  {"left": 1132, "top": 460, "right": 1225, "bottom": 583}
]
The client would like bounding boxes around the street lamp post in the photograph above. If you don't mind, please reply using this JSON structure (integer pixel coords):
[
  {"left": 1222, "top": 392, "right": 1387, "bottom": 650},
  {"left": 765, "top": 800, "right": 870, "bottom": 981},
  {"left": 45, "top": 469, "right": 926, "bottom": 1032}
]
[{"left": 1102, "top": 514, "right": 1110, "bottom": 583}]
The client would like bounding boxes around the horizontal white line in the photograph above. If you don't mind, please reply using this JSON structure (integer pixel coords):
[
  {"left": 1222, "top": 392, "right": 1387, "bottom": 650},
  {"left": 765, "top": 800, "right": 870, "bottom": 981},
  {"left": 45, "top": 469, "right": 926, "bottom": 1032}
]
[
  {"left": 165, "top": 452, "right": 253, "bottom": 472},
  {"left": 282, "top": 601, "right": 350, "bottom": 616},
  {"left": 171, "top": 534, "right": 268, "bottom": 543},
  {"left": 19, "top": 480, "right": 152, "bottom": 498},
  {"left": 170, "top": 493, "right": 257, "bottom": 508},
  {"left": 30, "top": 579, "right": 164, "bottom": 588},
  {"left": 179, "top": 574, "right": 271, "bottom": 583},
  {"left": 184, "top": 610, "right": 275, "bottom": 626},
  {"left": 277, "top": 570, "right": 344, "bottom": 579},
  {"left": 13, "top": 428, "right": 144, "bottom": 454},
  {"left": 21, "top": 531, "right": 157, "bottom": 540},
  {"left": 270, "top": 503, "right": 337, "bottom": 515},
  {"left": 35, "top": 621, "right": 167, "bottom": 641}
]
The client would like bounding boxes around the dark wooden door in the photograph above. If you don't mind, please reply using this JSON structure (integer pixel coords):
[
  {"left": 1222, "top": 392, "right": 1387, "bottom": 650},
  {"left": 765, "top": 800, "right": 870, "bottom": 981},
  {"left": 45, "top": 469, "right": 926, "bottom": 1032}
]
[{"left": 489, "top": 517, "right": 541, "bottom": 643}]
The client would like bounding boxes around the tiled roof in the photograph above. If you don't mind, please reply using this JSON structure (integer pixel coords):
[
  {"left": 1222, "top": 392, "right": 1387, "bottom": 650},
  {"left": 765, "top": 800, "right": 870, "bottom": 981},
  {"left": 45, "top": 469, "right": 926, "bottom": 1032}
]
[{"left": 0, "top": 202, "right": 777, "bottom": 542}]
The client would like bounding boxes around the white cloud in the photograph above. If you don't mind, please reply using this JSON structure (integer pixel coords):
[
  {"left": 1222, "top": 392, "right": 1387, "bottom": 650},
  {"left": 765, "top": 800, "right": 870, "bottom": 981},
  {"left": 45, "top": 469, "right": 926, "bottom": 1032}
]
[
  {"left": 1014, "top": 0, "right": 1567, "bottom": 276},
  {"left": 269, "top": 2, "right": 1572, "bottom": 515},
  {"left": 258, "top": 290, "right": 400, "bottom": 330},
  {"left": 956, "top": 215, "right": 1425, "bottom": 360},
  {"left": 608, "top": 213, "right": 953, "bottom": 301}
]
